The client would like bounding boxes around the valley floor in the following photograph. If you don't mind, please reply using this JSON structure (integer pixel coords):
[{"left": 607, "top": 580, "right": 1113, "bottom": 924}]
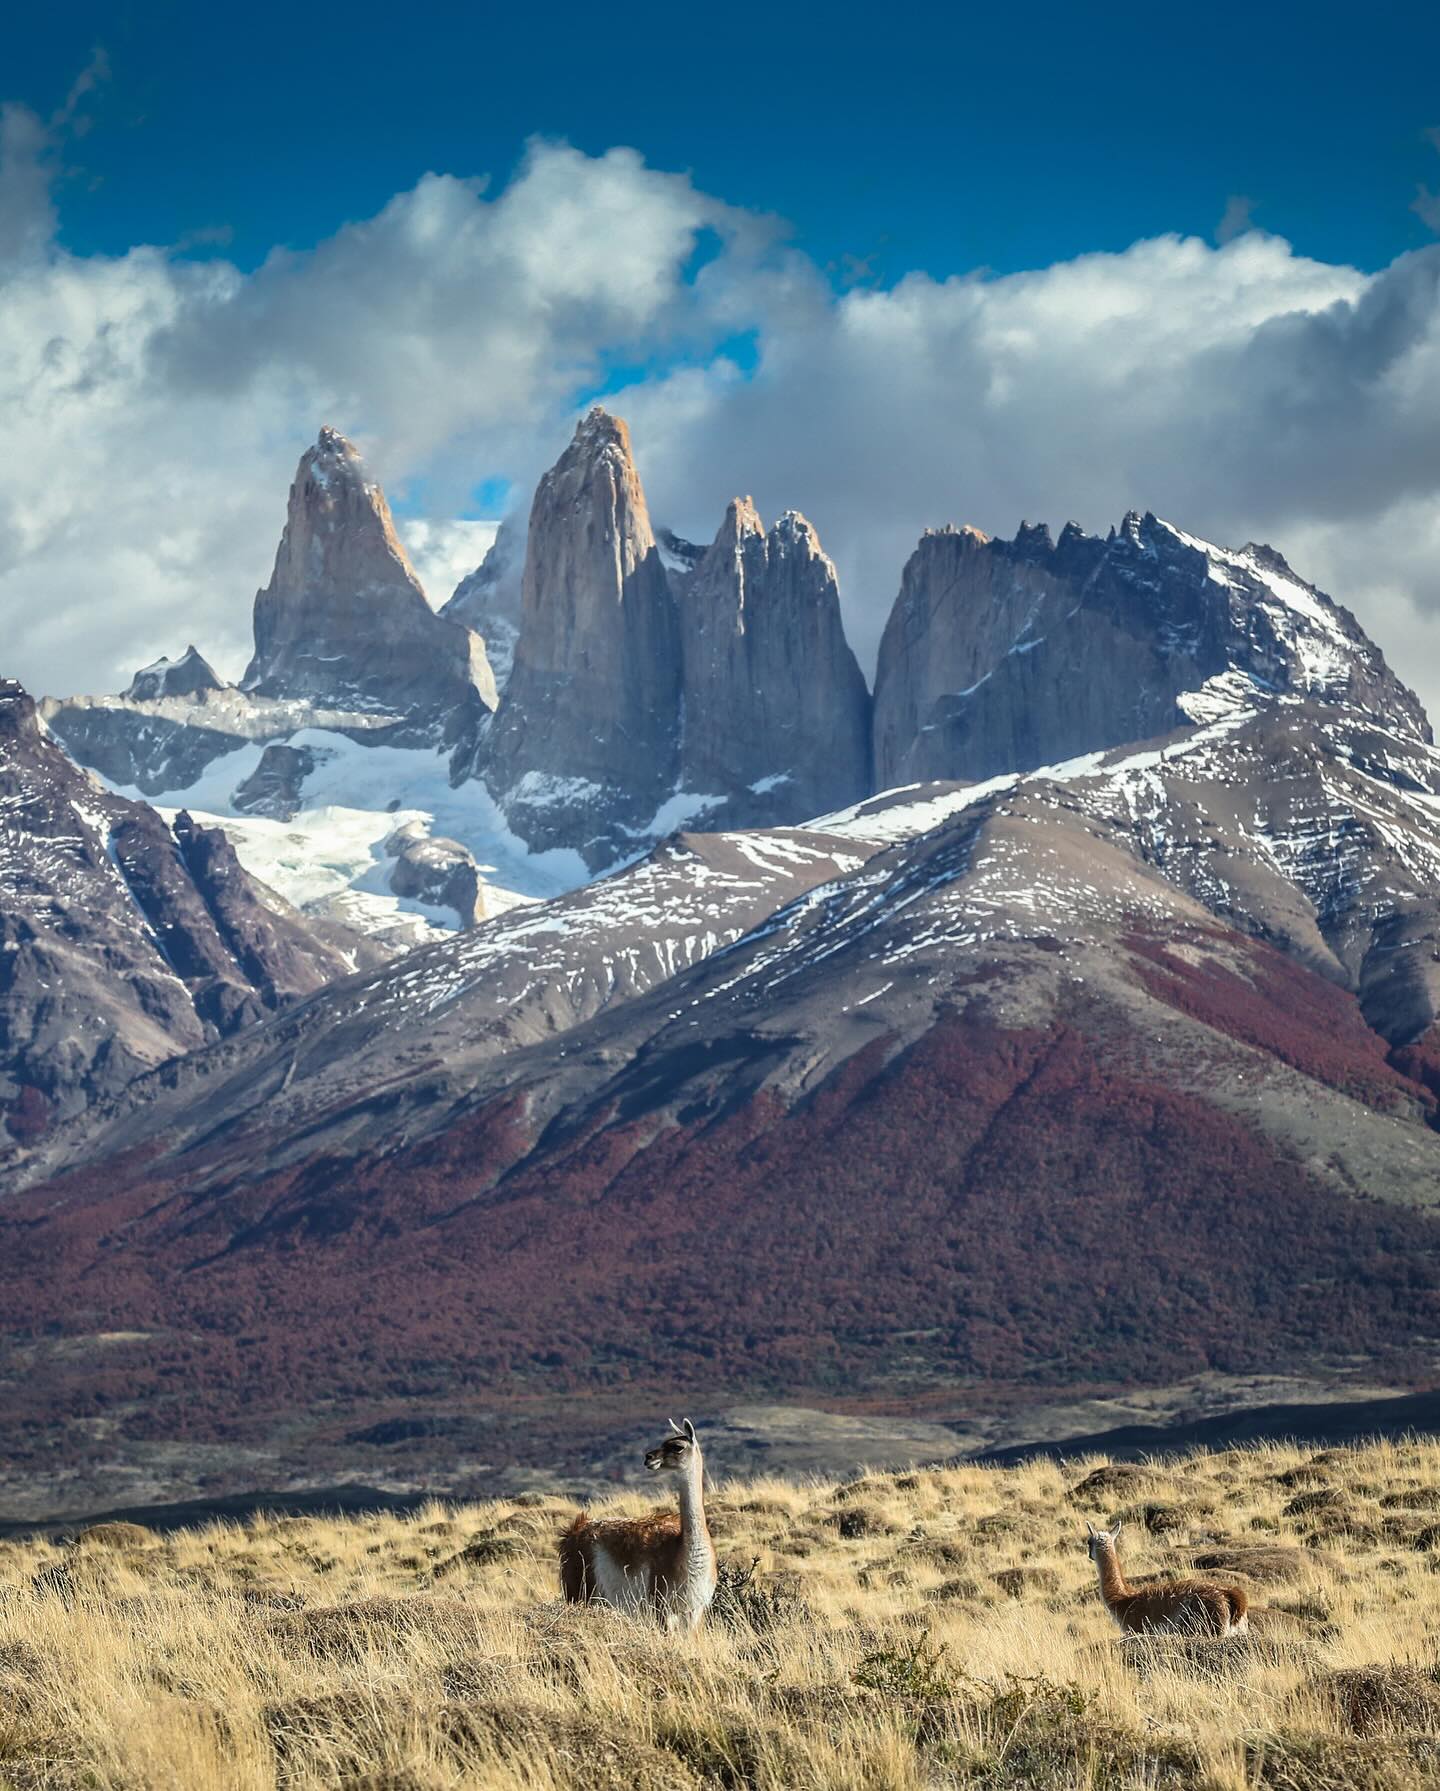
[{"left": 2, "top": 1440, "right": 1440, "bottom": 1788}]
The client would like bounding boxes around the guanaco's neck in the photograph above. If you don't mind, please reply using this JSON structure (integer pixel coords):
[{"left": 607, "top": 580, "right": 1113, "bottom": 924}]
[
  {"left": 1094, "top": 1543, "right": 1128, "bottom": 1605},
  {"left": 676, "top": 1452, "right": 712, "bottom": 1566}
]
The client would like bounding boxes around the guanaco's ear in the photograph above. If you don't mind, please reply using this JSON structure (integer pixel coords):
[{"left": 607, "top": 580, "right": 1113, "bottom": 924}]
[
  {"left": 1112, "top": 1519, "right": 1124, "bottom": 1542},
  {"left": 682, "top": 1418, "right": 697, "bottom": 1443},
  {"left": 1085, "top": 1521, "right": 1098, "bottom": 1538},
  {"left": 666, "top": 1418, "right": 684, "bottom": 1436}
]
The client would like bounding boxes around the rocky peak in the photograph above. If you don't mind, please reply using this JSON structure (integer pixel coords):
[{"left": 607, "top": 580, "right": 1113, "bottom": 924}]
[
  {"left": 872, "top": 523, "right": 1073, "bottom": 785},
  {"left": 570, "top": 403, "right": 631, "bottom": 464},
  {"left": 475, "top": 411, "right": 878, "bottom": 854},
  {"left": 1244, "top": 541, "right": 1298, "bottom": 576},
  {"left": 873, "top": 508, "right": 1430, "bottom": 789},
  {"left": 1012, "top": 520, "right": 1055, "bottom": 559},
  {"left": 441, "top": 519, "right": 524, "bottom": 693},
  {"left": 0, "top": 688, "right": 375, "bottom": 1142},
  {"left": 656, "top": 525, "right": 708, "bottom": 582},
  {"left": 244, "top": 427, "right": 496, "bottom": 736},
  {"left": 477, "top": 407, "right": 682, "bottom": 861},
  {"left": 770, "top": 508, "right": 827, "bottom": 558},
  {"left": 689, "top": 497, "right": 765, "bottom": 612},
  {"left": 713, "top": 495, "right": 766, "bottom": 559},
  {"left": 123, "top": 645, "right": 224, "bottom": 703},
  {"left": 677, "top": 499, "right": 870, "bottom": 826},
  {"left": 0, "top": 678, "right": 37, "bottom": 740}
]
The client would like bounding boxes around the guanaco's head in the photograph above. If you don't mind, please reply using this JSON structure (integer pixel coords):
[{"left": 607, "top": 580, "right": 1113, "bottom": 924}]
[
  {"left": 1085, "top": 1519, "right": 1123, "bottom": 1560},
  {"left": 645, "top": 1418, "right": 699, "bottom": 1474}
]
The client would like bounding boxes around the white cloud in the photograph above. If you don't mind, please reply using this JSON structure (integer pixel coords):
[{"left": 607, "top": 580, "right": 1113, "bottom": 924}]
[
  {"left": 618, "top": 232, "right": 1440, "bottom": 708},
  {"left": 4, "top": 91, "right": 1440, "bottom": 729},
  {"left": 0, "top": 115, "right": 766, "bottom": 694},
  {"left": 399, "top": 519, "right": 500, "bottom": 608}
]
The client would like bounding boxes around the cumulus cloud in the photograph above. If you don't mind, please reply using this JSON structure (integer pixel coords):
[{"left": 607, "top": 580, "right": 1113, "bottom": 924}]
[
  {"left": 618, "top": 232, "right": 1440, "bottom": 705},
  {"left": 400, "top": 519, "right": 500, "bottom": 606},
  {"left": 0, "top": 112, "right": 772, "bottom": 695},
  {"left": 5, "top": 88, "right": 1440, "bottom": 727}
]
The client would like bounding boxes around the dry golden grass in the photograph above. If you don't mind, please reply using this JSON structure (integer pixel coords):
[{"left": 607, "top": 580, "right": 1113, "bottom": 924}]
[{"left": 4, "top": 1439, "right": 1440, "bottom": 1787}]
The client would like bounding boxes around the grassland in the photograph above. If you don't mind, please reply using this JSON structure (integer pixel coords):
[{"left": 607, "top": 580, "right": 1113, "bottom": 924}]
[{"left": 4, "top": 1439, "right": 1440, "bottom": 1788}]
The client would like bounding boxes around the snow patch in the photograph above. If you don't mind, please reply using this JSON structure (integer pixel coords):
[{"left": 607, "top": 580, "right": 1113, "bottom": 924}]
[
  {"left": 98, "top": 729, "right": 590, "bottom": 943},
  {"left": 1177, "top": 670, "right": 1261, "bottom": 725},
  {"left": 811, "top": 776, "right": 1018, "bottom": 843},
  {"left": 632, "top": 789, "right": 725, "bottom": 837}
]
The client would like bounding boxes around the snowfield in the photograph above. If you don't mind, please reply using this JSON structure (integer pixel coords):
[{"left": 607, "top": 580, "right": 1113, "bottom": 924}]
[{"left": 102, "top": 730, "right": 591, "bottom": 948}]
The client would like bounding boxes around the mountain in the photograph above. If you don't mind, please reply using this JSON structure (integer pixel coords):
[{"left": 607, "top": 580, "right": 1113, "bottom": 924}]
[
  {"left": 11, "top": 658, "right": 1440, "bottom": 1509},
  {"left": 441, "top": 519, "right": 523, "bottom": 694},
  {"left": 12, "top": 408, "right": 1440, "bottom": 1511},
  {"left": 872, "top": 512, "right": 1429, "bottom": 786},
  {"left": 0, "top": 679, "right": 378, "bottom": 1144},
  {"left": 244, "top": 426, "right": 497, "bottom": 731},
  {"left": 478, "top": 409, "right": 684, "bottom": 860},
  {"left": 676, "top": 499, "right": 871, "bottom": 827},
  {"left": 16, "top": 817, "right": 887, "bottom": 1186},
  {"left": 6, "top": 735, "right": 1440, "bottom": 1504},
  {"left": 123, "top": 645, "right": 224, "bottom": 703},
  {"left": 44, "top": 416, "right": 1428, "bottom": 905},
  {"left": 26, "top": 686, "right": 1440, "bottom": 1190},
  {"left": 472, "top": 411, "right": 876, "bottom": 859},
  {"left": 38, "top": 433, "right": 546, "bottom": 940},
  {"left": 44, "top": 428, "right": 499, "bottom": 801}
]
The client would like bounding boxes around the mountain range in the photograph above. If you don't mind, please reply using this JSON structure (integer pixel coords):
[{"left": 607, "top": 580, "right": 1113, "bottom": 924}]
[{"left": 3, "top": 408, "right": 1440, "bottom": 1516}]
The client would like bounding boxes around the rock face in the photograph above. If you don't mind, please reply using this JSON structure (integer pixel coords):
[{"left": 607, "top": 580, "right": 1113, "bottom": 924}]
[
  {"left": 656, "top": 526, "right": 707, "bottom": 581},
  {"left": 231, "top": 742, "right": 323, "bottom": 821},
  {"left": 123, "top": 645, "right": 224, "bottom": 703},
  {"left": 441, "top": 520, "right": 523, "bottom": 694},
  {"left": 244, "top": 427, "right": 497, "bottom": 736},
  {"left": 677, "top": 499, "right": 871, "bottom": 825},
  {"left": 480, "top": 410, "right": 682, "bottom": 858},
  {"left": 42, "top": 696, "right": 250, "bottom": 797},
  {"left": 872, "top": 513, "right": 1429, "bottom": 787},
  {"left": 385, "top": 823, "right": 487, "bottom": 927},
  {"left": 476, "top": 412, "right": 875, "bottom": 857},
  {"left": 0, "top": 679, "right": 368, "bottom": 1141}
]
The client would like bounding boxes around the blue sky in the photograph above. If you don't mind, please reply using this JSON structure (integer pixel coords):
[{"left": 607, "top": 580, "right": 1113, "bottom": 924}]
[
  {"left": 15, "top": 0, "right": 1440, "bottom": 281},
  {"left": 5, "top": 2, "right": 1440, "bottom": 716}
]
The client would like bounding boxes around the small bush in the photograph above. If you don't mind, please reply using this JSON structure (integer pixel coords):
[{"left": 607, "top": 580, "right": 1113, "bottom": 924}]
[
  {"left": 1305, "top": 1664, "right": 1440, "bottom": 1736},
  {"left": 992, "top": 1566, "right": 1061, "bottom": 1599},
  {"left": 1191, "top": 1544, "right": 1317, "bottom": 1583},
  {"left": 1067, "top": 1464, "right": 1159, "bottom": 1504},
  {"left": 710, "top": 1557, "right": 808, "bottom": 1634},
  {"left": 431, "top": 1532, "right": 530, "bottom": 1576},
  {"left": 1247, "top": 1731, "right": 1440, "bottom": 1790}
]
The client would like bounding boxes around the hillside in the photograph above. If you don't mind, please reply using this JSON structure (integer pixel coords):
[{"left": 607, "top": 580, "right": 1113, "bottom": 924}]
[
  {"left": 8, "top": 406, "right": 1440, "bottom": 1521},
  {"left": 6, "top": 734, "right": 1440, "bottom": 1515},
  {"left": 3, "top": 1439, "right": 1440, "bottom": 1789}
]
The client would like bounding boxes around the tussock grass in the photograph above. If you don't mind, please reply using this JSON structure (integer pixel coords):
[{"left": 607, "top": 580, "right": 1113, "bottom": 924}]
[{"left": 3, "top": 1443, "right": 1440, "bottom": 1786}]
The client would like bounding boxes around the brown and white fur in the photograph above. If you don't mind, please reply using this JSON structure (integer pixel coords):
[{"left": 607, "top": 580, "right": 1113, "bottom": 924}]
[
  {"left": 1086, "top": 1521, "right": 1248, "bottom": 1636},
  {"left": 559, "top": 1419, "right": 718, "bottom": 1632}
]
